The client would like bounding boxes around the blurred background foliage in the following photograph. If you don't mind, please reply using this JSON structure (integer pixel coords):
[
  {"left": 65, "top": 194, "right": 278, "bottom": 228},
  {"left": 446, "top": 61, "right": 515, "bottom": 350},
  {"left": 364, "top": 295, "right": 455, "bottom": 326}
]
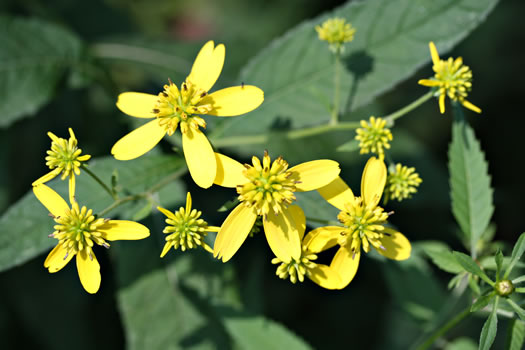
[{"left": 0, "top": 0, "right": 524, "bottom": 349}]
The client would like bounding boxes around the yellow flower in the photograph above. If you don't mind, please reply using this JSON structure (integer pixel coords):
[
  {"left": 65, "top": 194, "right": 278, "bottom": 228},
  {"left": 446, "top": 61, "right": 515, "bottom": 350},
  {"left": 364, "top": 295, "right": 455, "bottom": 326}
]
[
  {"left": 355, "top": 116, "right": 392, "bottom": 158},
  {"left": 213, "top": 151, "right": 340, "bottom": 263},
  {"left": 32, "top": 128, "right": 91, "bottom": 203},
  {"left": 271, "top": 205, "right": 342, "bottom": 289},
  {"left": 111, "top": 41, "right": 264, "bottom": 189},
  {"left": 33, "top": 184, "right": 150, "bottom": 294},
  {"left": 157, "top": 192, "right": 218, "bottom": 256},
  {"left": 384, "top": 163, "right": 422, "bottom": 203},
  {"left": 418, "top": 41, "right": 481, "bottom": 114},
  {"left": 315, "top": 17, "right": 356, "bottom": 52},
  {"left": 307, "top": 157, "right": 411, "bottom": 289}
]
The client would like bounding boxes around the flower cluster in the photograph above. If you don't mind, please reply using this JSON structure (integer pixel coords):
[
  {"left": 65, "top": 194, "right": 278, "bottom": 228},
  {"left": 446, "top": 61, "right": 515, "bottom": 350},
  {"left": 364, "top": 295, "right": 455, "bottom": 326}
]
[{"left": 316, "top": 17, "right": 356, "bottom": 52}]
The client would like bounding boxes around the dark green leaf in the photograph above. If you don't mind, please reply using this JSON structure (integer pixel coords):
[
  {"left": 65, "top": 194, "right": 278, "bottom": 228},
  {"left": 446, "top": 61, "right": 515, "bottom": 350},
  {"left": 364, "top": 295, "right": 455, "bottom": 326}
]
[
  {"left": 479, "top": 298, "right": 499, "bottom": 350},
  {"left": 336, "top": 139, "right": 360, "bottom": 152},
  {"left": 448, "top": 118, "right": 494, "bottom": 252},
  {"left": 453, "top": 251, "right": 493, "bottom": 285},
  {"left": 421, "top": 242, "right": 464, "bottom": 274},
  {"left": 507, "top": 299, "right": 525, "bottom": 323},
  {"left": 471, "top": 293, "right": 495, "bottom": 313},
  {"left": 0, "top": 155, "right": 185, "bottom": 272},
  {"left": 445, "top": 337, "right": 477, "bottom": 350},
  {"left": 0, "top": 16, "right": 84, "bottom": 127},
  {"left": 506, "top": 319, "right": 525, "bottom": 350},
  {"left": 504, "top": 233, "right": 525, "bottom": 279}
]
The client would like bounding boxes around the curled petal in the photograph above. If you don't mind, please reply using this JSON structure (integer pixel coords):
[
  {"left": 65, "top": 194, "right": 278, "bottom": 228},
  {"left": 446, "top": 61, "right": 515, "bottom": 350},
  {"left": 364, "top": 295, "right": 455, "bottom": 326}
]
[
  {"left": 330, "top": 246, "right": 360, "bottom": 289},
  {"left": 111, "top": 120, "right": 166, "bottom": 160},
  {"left": 99, "top": 220, "right": 150, "bottom": 241},
  {"left": 77, "top": 250, "right": 101, "bottom": 294},
  {"left": 214, "top": 153, "right": 248, "bottom": 188},
  {"left": 429, "top": 41, "right": 440, "bottom": 66},
  {"left": 44, "top": 244, "right": 74, "bottom": 273},
  {"left": 289, "top": 160, "right": 340, "bottom": 192},
  {"left": 304, "top": 226, "right": 342, "bottom": 253},
  {"left": 33, "top": 184, "right": 69, "bottom": 218},
  {"left": 361, "top": 157, "right": 386, "bottom": 208},
  {"left": 317, "top": 176, "right": 354, "bottom": 211},
  {"left": 462, "top": 100, "right": 482, "bottom": 114},
  {"left": 200, "top": 86, "right": 264, "bottom": 116},
  {"left": 182, "top": 128, "right": 216, "bottom": 189},
  {"left": 186, "top": 41, "right": 225, "bottom": 92},
  {"left": 377, "top": 228, "right": 411, "bottom": 261},
  {"left": 308, "top": 264, "right": 342, "bottom": 290},
  {"left": 116, "top": 92, "right": 158, "bottom": 118},
  {"left": 214, "top": 204, "right": 257, "bottom": 262}
]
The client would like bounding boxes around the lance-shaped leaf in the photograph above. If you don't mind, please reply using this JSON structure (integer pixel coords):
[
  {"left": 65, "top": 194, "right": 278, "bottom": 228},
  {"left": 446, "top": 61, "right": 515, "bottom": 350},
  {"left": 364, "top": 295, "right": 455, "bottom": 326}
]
[
  {"left": 504, "top": 233, "right": 525, "bottom": 279},
  {"left": 453, "top": 251, "right": 494, "bottom": 286},
  {"left": 479, "top": 297, "right": 499, "bottom": 350}
]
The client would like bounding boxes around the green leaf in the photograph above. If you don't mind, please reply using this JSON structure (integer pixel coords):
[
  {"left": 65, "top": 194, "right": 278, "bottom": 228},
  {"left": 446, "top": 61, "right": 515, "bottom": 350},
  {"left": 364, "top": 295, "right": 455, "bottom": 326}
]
[
  {"left": 471, "top": 293, "right": 495, "bottom": 313},
  {"left": 421, "top": 242, "right": 464, "bottom": 274},
  {"left": 448, "top": 118, "right": 494, "bottom": 252},
  {"left": 504, "top": 233, "right": 525, "bottom": 279},
  {"left": 479, "top": 298, "right": 499, "bottom": 350},
  {"left": 506, "top": 319, "right": 525, "bottom": 350},
  {"left": 507, "top": 299, "right": 525, "bottom": 323},
  {"left": 211, "top": 0, "right": 498, "bottom": 141},
  {"left": 445, "top": 337, "right": 477, "bottom": 350},
  {"left": 0, "top": 155, "right": 186, "bottom": 272},
  {"left": 336, "top": 139, "right": 360, "bottom": 152},
  {"left": 0, "top": 16, "right": 84, "bottom": 127},
  {"left": 453, "top": 251, "right": 494, "bottom": 285}
]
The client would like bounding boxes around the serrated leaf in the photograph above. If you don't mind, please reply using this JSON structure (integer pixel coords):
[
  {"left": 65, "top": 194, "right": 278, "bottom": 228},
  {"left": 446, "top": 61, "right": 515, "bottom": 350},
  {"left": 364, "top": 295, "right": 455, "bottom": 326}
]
[
  {"left": 479, "top": 298, "right": 499, "bottom": 350},
  {"left": 0, "top": 16, "right": 84, "bottom": 127},
  {"left": 453, "top": 251, "right": 493, "bottom": 285},
  {"left": 448, "top": 118, "right": 494, "bottom": 252},
  {"left": 506, "top": 319, "right": 525, "bottom": 350},
  {"left": 471, "top": 293, "right": 495, "bottom": 313},
  {"left": 504, "top": 233, "right": 525, "bottom": 279},
  {"left": 0, "top": 155, "right": 185, "bottom": 272},
  {"left": 211, "top": 0, "right": 498, "bottom": 142},
  {"left": 421, "top": 243, "right": 464, "bottom": 274}
]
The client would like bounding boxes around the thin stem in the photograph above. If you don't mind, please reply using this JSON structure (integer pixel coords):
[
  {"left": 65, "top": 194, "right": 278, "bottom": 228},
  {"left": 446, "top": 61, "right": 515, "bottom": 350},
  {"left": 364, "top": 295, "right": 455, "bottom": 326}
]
[
  {"left": 331, "top": 51, "right": 342, "bottom": 125},
  {"left": 384, "top": 91, "right": 433, "bottom": 125},
  {"left": 81, "top": 165, "right": 117, "bottom": 200},
  {"left": 415, "top": 305, "right": 471, "bottom": 350},
  {"left": 306, "top": 217, "right": 340, "bottom": 226}
]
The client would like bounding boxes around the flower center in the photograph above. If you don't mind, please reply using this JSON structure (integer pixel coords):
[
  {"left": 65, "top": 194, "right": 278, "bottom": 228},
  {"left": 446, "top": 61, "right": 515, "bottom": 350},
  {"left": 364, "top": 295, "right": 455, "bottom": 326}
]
[
  {"left": 237, "top": 151, "right": 297, "bottom": 217},
  {"left": 384, "top": 163, "right": 422, "bottom": 203},
  {"left": 434, "top": 57, "right": 473, "bottom": 102},
  {"left": 355, "top": 117, "right": 392, "bottom": 158},
  {"left": 163, "top": 205, "right": 209, "bottom": 251},
  {"left": 51, "top": 202, "right": 108, "bottom": 259},
  {"left": 337, "top": 197, "right": 389, "bottom": 254},
  {"left": 153, "top": 80, "right": 212, "bottom": 135},
  {"left": 495, "top": 279, "right": 515, "bottom": 297},
  {"left": 46, "top": 130, "right": 89, "bottom": 179},
  {"left": 272, "top": 246, "right": 318, "bottom": 284}
]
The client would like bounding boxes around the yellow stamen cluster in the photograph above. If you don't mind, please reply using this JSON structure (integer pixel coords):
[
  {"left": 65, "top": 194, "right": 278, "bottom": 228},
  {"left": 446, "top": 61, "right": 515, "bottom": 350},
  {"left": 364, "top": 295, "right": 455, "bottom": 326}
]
[
  {"left": 355, "top": 117, "right": 392, "bottom": 158},
  {"left": 51, "top": 202, "right": 108, "bottom": 259},
  {"left": 237, "top": 151, "right": 297, "bottom": 217},
  {"left": 153, "top": 80, "right": 211, "bottom": 135},
  {"left": 45, "top": 129, "right": 91, "bottom": 181},
  {"left": 315, "top": 17, "right": 356, "bottom": 52},
  {"left": 430, "top": 57, "right": 473, "bottom": 105},
  {"left": 337, "top": 197, "right": 389, "bottom": 254},
  {"left": 161, "top": 205, "right": 211, "bottom": 253},
  {"left": 272, "top": 246, "right": 318, "bottom": 284},
  {"left": 384, "top": 164, "right": 422, "bottom": 203}
]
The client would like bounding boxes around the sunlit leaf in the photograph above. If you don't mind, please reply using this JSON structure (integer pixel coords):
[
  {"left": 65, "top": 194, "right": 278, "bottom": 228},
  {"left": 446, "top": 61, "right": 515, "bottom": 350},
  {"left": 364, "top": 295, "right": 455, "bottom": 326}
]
[
  {"left": 506, "top": 319, "right": 525, "bottom": 350},
  {"left": 479, "top": 298, "right": 498, "bottom": 350}
]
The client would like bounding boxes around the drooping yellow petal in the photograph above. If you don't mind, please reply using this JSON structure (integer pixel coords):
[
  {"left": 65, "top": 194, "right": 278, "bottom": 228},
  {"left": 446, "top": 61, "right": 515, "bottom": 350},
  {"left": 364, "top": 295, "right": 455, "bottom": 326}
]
[
  {"left": 308, "top": 264, "right": 343, "bottom": 290},
  {"left": 68, "top": 174, "right": 75, "bottom": 204},
  {"left": 160, "top": 241, "right": 173, "bottom": 258},
  {"left": 200, "top": 86, "right": 264, "bottom": 117},
  {"left": 44, "top": 244, "right": 74, "bottom": 273},
  {"left": 287, "top": 205, "right": 306, "bottom": 240},
  {"left": 376, "top": 228, "right": 411, "bottom": 261},
  {"left": 33, "top": 184, "right": 69, "bottom": 218},
  {"left": 186, "top": 41, "right": 225, "bottom": 92},
  {"left": 429, "top": 41, "right": 440, "bottom": 66},
  {"left": 417, "top": 79, "right": 441, "bottom": 87},
  {"left": 289, "top": 160, "right": 340, "bottom": 192},
  {"left": 76, "top": 250, "right": 101, "bottom": 294},
  {"left": 264, "top": 207, "right": 302, "bottom": 262},
  {"left": 214, "top": 152, "right": 248, "bottom": 188},
  {"left": 182, "top": 128, "right": 216, "bottom": 189},
  {"left": 214, "top": 204, "right": 257, "bottom": 262},
  {"left": 317, "top": 176, "right": 354, "bottom": 211},
  {"left": 32, "top": 168, "right": 61, "bottom": 186},
  {"left": 462, "top": 100, "right": 482, "bottom": 114},
  {"left": 361, "top": 157, "right": 387, "bottom": 208},
  {"left": 439, "top": 94, "right": 446, "bottom": 114},
  {"left": 303, "top": 226, "right": 342, "bottom": 253},
  {"left": 116, "top": 92, "right": 158, "bottom": 119},
  {"left": 98, "top": 220, "right": 150, "bottom": 241},
  {"left": 111, "top": 120, "right": 166, "bottom": 160},
  {"left": 330, "top": 246, "right": 360, "bottom": 289}
]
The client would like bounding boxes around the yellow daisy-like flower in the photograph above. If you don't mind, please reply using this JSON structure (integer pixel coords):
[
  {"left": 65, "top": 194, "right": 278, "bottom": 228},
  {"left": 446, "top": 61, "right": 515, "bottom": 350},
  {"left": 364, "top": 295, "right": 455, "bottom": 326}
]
[
  {"left": 32, "top": 128, "right": 91, "bottom": 203},
  {"left": 315, "top": 17, "right": 356, "bottom": 52},
  {"left": 33, "top": 184, "right": 150, "bottom": 294},
  {"left": 212, "top": 151, "right": 340, "bottom": 263},
  {"left": 418, "top": 41, "right": 481, "bottom": 114},
  {"left": 307, "top": 157, "right": 411, "bottom": 289},
  {"left": 111, "top": 41, "right": 265, "bottom": 189},
  {"left": 384, "top": 163, "right": 422, "bottom": 203},
  {"left": 157, "top": 192, "right": 219, "bottom": 256},
  {"left": 355, "top": 116, "right": 392, "bottom": 158},
  {"left": 271, "top": 205, "right": 342, "bottom": 289}
]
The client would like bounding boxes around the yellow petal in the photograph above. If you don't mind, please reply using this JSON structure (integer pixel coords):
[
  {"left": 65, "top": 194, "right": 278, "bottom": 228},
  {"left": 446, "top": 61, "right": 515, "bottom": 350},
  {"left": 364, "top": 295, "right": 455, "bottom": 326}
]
[
  {"left": 429, "top": 41, "right": 440, "bottom": 66},
  {"left": 32, "top": 168, "right": 61, "bottom": 186},
  {"left": 330, "top": 246, "right": 360, "bottom": 289},
  {"left": 417, "top": 79, "right": 441, "bottom": 87},
  {"left": 289, "top": 160, "right": 340, "bottom": 192},
  {"left": 462, "top": 100, "right": 482, "bottom": 114},
  {"left": 182, "top": 128, "right": 216, "bottom": 189},
  {"left": 186, "top": 41, "right": 225, "bottom": 92},
  {"left": 361, "top": 157, "right": 386, "bottom": 208},
  {"left": 160, "top": 242, "right": 172, "bottom": 258},
  {"left": 44, "top": 244, "right": 74, "bottom": 273},
  {"left": 200, "top": 86, "right": 264, "bottom": 116},
  {"left": 33, "top": 184, "right": 69, "bottom": 218},
  {"left": 76, "top": 250, "right": 101, "bottom": 294},
  {"left": 264, "top": 208, "right": 302, "bottom": 262},
  {"left": 317, "top": 176, "right": 354, "bottom": 211},
  {"left": 68, "top": 174, "right": 75, "bottom": 204},
  {"left": 303, "top": 226, "right": 342, "bottom": 253},
  {"left": 288, "top": 205, "right": 306, "bottom": 240},
  {"left": 111, "top": 120, "right": 166, "bottom": 160},
  {"left": 98, "top": 220, "right": 150, "bottom": 241},
  {"left": 157, "top": 206, "right": 176, "bottom": 220},
  {"left": 308, "top": 264, "right": 342, "bottom": 290},
  {"left": 116, "top": 92, "right": 158, "bottom": 118},
  {"left": 376, "top": 228, "right": 411, "bottom": 261},
  {"left": 214, "top": 204, "right": 257, "bottom": 262},
  {"left": 214, "top": 152, "right": 248, "bottom": 188},
  {"left": 439, "top": 94, "right": 446, "bottom": 114}
]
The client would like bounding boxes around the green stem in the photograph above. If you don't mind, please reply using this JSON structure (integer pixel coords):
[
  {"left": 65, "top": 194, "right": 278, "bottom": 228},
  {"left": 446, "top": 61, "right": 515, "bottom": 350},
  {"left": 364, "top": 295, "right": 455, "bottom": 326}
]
[
  {"left": 415, "top": 305, "right": 471, "bottom": 350},
  {"left": 384, "top": 91, "right": 433, "bottom": 125},
  {"left": 81, "top": 165, "right": 117, "bottom": 200},
  {"left": 331, "top": 52, "right": 342, "bottom": 125}
]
